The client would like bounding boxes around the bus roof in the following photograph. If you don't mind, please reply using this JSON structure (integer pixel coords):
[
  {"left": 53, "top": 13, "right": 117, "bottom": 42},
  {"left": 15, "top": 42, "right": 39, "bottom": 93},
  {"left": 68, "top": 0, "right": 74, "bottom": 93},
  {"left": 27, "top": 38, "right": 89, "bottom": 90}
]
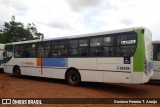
[
  {"left": 153, "top": 41, "right": 160, "bottom": 44},
  {"left": 7, "top": 26, "right": 146, "bottom": 45}
]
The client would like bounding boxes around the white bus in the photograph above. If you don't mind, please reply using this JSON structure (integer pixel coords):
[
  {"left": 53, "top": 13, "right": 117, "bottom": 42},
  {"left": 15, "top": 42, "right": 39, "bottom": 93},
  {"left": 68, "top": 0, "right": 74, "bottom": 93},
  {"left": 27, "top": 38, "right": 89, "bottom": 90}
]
[
  {"left": 152, "top": 41, "right": 160, "bottom": 80},
  {"left": 0, "top": 44, "right": 4, "bottom": 71},
  {"left": 4, "top": 27, "right": 153, "bottom": 85}
]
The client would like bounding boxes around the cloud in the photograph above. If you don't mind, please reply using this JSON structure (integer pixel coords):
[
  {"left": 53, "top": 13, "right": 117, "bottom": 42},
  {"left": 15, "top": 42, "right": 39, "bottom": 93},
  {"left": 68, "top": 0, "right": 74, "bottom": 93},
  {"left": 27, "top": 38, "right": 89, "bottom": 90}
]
[
  {"left": 0, "top": 0, "right": 14, "bottom": 29},
  {"left": 0, "top": 0, "right": 30, "bottom": 29},
  {"left": 88, "top": 0, "right": 160, "bottom": 39},
  {"left": 23, "top": 0, "right": 96, "bottom": 38},
  {"left": 0, "top": 0, "right": 29, "bottom": 11},
  {"left": 66, "top": 0, "right": 104, "bottom": 12},
  {"left": 41, "top": 21, "right": 71, "bottom": 30},
  {"left": 0, "top": 0, "right": 160, "bottom": 41},
  {"left": 149, "top": 23, "right": 160, "bottom": 41}
]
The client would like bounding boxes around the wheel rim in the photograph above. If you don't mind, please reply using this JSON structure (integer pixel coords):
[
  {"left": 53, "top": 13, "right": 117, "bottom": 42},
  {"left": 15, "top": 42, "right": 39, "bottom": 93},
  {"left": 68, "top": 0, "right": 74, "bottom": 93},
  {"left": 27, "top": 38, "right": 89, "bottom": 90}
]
[
  {"left": 14, "top": 68, "right": 20, "bottom": 77},
  {"left": 69, "top": 73, "right": 77, "bottom": 83},
  {"left": 15, "top": 70, "right": 19, "bottom": 76}
]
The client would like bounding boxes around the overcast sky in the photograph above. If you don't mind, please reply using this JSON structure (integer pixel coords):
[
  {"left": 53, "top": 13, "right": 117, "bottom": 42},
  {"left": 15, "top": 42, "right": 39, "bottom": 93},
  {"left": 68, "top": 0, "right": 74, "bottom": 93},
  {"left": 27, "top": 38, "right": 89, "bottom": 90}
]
[{"left": 0, "top": 0, "right": 160, "bottom": 40}]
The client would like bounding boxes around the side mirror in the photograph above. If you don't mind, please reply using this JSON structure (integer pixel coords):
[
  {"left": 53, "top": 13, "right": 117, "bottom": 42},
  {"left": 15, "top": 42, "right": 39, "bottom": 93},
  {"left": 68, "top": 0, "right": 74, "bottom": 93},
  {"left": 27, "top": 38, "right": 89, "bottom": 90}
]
[{"left": 3, "top": 51, "right": 6, "bottom": 58}]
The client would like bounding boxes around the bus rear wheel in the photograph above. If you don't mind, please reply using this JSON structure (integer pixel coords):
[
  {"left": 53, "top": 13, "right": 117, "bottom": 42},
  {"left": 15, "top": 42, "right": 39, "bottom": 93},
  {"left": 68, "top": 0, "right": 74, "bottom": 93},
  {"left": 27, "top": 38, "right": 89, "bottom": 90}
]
[
  {"left": 66, "top": 69, "right": 81, "bottom": 86},
  {"left": 13, "top": 66, "right": 21, "bottom": 78}
]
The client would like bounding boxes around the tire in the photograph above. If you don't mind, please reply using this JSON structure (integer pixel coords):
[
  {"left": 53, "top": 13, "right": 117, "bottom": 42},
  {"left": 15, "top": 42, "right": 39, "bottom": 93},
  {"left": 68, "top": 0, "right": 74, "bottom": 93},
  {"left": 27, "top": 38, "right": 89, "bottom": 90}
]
[
  {"left": 66, "top": 69, "right": 81, "bottom": 86},
  {"left": 13, "top": 66, "right": 21, "bottom": 78}
]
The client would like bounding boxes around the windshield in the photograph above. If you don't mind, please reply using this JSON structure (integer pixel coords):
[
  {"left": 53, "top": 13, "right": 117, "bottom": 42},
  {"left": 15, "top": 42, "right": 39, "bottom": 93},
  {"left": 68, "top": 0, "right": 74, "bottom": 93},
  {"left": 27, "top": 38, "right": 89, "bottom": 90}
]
[{"left": 4, "top": 45, "right": 13, "bottom": 63}]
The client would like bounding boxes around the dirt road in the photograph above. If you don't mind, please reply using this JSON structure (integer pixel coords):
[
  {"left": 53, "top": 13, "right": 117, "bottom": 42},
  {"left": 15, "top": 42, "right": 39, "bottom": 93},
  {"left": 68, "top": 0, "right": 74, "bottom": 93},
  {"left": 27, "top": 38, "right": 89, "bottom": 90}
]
[{"left": 0, "top": 73, "right": 160, "bottom": 107}]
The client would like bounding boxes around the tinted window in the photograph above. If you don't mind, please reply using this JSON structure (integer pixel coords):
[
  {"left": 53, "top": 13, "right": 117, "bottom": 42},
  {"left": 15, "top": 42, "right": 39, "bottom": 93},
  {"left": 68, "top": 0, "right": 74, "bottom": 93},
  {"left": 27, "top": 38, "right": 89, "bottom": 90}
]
[
  {"left": 103, "top": 47, "right": 115, "bottom": 56},
  {"left": 69, "top": 39, "right": 89, "bottom": 56},
  {"left": 5, "top": 45, "right": 13, "bottom": 63},
  {"left": 117, "top": 34, "right": 136, "bottom": 45},
  {"left": 153, "top": 44, "right": 160, "bottom": 61},
  {"left": 90, "top": 37, "right": 102, "bottom": 47},
  {"left": 116, "top": 33, "right": 137, "bottom": 57},
  {"left": 103, "top": 36, "right": 114, "bottom": 46},
  {"left": 78, "top": 39, "right": 88, "bottom": 56},
  {"left": 69, "top": 40, "right": 78, "bottom": 48},
  {"left": 51, "top": 41, "right": 68, "bottom": 57},
  {"left": 14, "top": 45, "right": 24, "bottom": 57},
  {"left": 37, "top": 42, "right": 44, "bottom": 57},
  {"left": 90, "top": 36, "right": 115, "bottom": 57},
  {"left": 116, "top": 45, "right": 136, "bottom": 56},
  {"left": 44, "top": 42, "right": 51, "bottom": 57},
  {"left": 25, "top": 43, "right": 36, "bottom": 57},
  {"left": 90, "top": 47, "right": 103, "bottom": 56}
]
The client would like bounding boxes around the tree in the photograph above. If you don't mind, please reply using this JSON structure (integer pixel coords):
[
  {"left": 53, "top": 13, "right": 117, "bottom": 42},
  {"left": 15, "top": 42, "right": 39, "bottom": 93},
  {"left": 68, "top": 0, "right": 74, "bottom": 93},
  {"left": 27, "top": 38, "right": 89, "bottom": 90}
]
[{"left": 0, "top": 16, "right": 43, "bottom": 43}]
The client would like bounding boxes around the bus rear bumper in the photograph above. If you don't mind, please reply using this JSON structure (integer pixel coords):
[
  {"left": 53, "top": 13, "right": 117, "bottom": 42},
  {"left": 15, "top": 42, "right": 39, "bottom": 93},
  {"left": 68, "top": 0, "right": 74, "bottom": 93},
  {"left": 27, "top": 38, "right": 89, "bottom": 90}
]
[{"left": 132, "top": 71, "right": 153, "bottom": 84}]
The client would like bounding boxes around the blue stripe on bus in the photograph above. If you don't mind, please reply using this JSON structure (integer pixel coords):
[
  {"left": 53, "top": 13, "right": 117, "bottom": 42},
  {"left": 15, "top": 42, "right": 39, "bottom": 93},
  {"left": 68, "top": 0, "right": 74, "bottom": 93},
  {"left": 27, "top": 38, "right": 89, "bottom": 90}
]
[
  {"left": 0, "top": 60, "right": 4, "bottom": 65},
  {"left": 42, "top": 58, "right": 68, "bottom": 67}
]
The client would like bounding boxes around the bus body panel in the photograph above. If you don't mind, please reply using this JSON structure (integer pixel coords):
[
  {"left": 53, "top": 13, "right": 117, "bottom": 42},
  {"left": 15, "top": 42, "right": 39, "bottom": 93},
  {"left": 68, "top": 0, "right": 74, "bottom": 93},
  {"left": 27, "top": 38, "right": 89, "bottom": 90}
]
[
  {"left": 131, "top": 28, "right": 153, "bottom": 83},
  {"left": 68, "top": 58, "right": 97, "bottom": 70},
  {"left": 133, "top": 29, "right": 145, "bottom": 72},
  {"left": 4, "top": 66, "right": 12, "bottom": 73},
  {"left": 79, "top": 70, "right": 103, "bottom": 82},
  {"left": 153, "top": 61, "right": 160, "bottom": 72},
  {"left": 97, "top": 57, "right": 132, "bottom": 71},
  {"left": 103, "top": 72, "right": 131, "bottom": 83},
  {"left": 144, "top": 29, "right": 153, "bottom": 79}
]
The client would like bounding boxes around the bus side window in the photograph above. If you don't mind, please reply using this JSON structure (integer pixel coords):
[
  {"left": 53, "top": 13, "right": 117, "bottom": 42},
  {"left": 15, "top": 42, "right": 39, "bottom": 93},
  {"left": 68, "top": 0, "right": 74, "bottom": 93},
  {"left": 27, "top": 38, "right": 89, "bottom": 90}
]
[
  {"left": 52, "top": 41, "right": 68, "bottom": 57},
  {"left": 102, "top": 36, "right": 115, "bottom": 56},
  {"left": 153, "top": 45, "right": 157, "bottom": 60},
  {"left": 14, "top": 45, "right": 24, "bottom": 58},
  {"left": 4, "top": 45, "right": 13, "bottom": 63},
  {"left": 69, "top": 40, "right": 78, "bottom": 56},
  {"left": 116, "top": 33, "right": 136, "bottom": 57},
  {"left": 78, "top": 39, "right": 89, "bottom": 56},
  {"left": 25, "top": 43, "right": 36, "bottom": 58},
  {"left": 90, "top": 37, "right": 102, "bottom": 56},
  {"left": 153, "top": 44, "right": 160, "bottom": 61},
  {"left": 37, "top": 42, "right": 44, "bottom": 57},
  {"left": 156, "top": 45, "right": 160, "bottom": 61},
  {"left": 44, "top": 42, "right": 51, "bottom": 57}
]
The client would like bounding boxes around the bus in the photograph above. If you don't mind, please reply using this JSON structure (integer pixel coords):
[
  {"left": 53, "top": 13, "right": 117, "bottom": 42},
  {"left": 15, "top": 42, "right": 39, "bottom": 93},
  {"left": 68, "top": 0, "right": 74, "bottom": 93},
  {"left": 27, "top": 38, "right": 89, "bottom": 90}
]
[
  {"left": 0, "top": 44, "right": 4, "bottom": 71},
  {"left": 3, "top": 27, "right": 153, "bottom": 85},
  {"left": 152, "top": 41, "right": 160, "bottom": 80}
]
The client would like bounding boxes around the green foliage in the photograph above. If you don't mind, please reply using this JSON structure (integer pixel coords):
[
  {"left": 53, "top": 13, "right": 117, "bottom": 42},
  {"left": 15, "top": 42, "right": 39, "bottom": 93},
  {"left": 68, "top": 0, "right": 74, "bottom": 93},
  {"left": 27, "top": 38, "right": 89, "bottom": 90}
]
[{"left": 0, "top": 16, "right": 43, "bottom": 43}]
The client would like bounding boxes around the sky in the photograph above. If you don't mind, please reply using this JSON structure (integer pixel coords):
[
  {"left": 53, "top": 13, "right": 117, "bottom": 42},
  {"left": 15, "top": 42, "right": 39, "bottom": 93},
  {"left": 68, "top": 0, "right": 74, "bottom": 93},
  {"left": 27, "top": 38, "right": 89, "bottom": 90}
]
[{"left": 0, "top": 0, "right": 160, "bottom": 40}]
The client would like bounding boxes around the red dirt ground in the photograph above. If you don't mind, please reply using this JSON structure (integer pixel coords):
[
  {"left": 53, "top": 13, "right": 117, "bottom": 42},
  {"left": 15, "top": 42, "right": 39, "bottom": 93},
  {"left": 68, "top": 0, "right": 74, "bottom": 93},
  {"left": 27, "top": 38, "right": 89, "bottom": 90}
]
[{"left": 0, "top": 73, "right": 160, "bottom": 107}]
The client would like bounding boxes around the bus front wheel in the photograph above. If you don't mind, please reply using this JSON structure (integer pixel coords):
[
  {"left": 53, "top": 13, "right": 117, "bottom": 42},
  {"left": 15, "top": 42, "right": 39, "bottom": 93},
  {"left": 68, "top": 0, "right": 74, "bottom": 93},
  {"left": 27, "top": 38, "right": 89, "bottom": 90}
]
[
  {"left": 13, "top": 66, "right": 21, "bottom": 78},
  {"left": 66, "top": 69, "right": 81, "bottom": 86}
]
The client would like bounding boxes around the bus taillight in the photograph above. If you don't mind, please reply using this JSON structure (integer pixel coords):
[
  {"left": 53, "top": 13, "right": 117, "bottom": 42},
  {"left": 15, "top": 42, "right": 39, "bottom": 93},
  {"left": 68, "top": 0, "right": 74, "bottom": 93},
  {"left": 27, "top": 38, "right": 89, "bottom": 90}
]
[{"left": 144, "top": 59, "right": 148, "bottom": 75}]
